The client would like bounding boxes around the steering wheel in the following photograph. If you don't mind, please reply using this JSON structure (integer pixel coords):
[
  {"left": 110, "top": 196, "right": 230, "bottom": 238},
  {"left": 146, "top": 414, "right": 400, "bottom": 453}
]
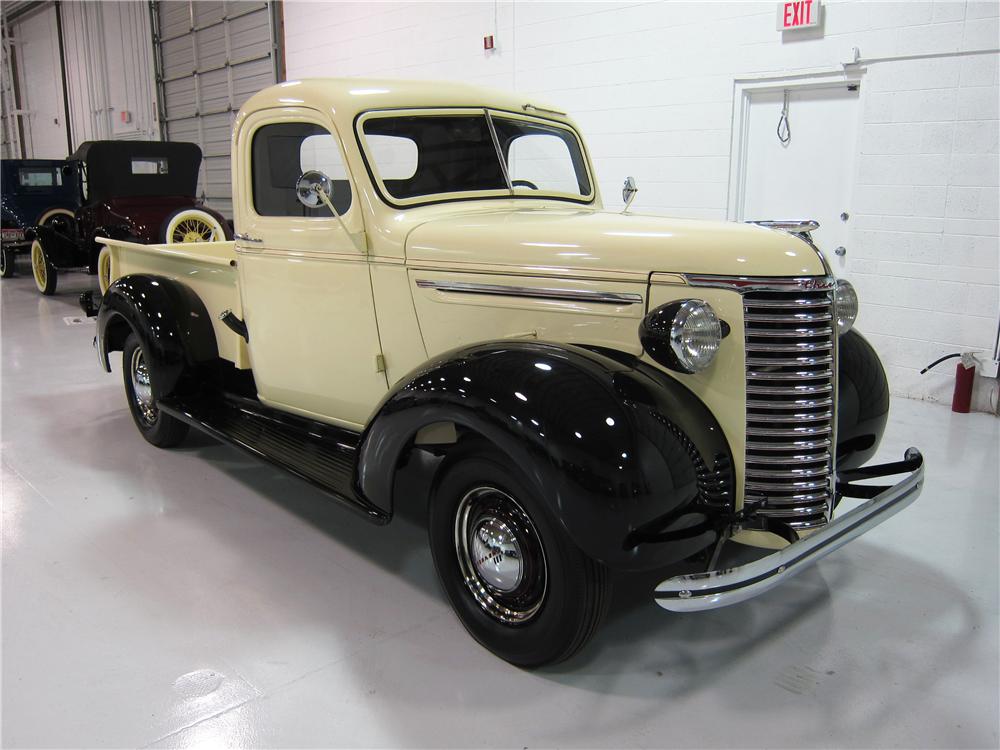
[{"left": 511, "top": 179, "right": 539, "bottom": 190}]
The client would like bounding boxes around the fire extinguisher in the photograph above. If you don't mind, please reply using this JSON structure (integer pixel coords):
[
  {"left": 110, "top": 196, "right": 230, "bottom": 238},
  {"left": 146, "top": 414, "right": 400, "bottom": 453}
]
[{"left": 920, "top": 352, "right": 979, "bottom": 413}]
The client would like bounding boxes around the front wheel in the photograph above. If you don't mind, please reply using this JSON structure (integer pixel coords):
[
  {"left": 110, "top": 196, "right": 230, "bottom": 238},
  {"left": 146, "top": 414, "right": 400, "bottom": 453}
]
[
  {"left": 428, "top": 447, "right": 611, "bottom": 667},
  {"left": 122, "top": 333, "right": 189, "bottom": 448},
  {"left": 1, "top": 247, "right": 15, "bottom": 278},
  {"left": 30, "top": 240, "right": 57, "bottom": 295}
]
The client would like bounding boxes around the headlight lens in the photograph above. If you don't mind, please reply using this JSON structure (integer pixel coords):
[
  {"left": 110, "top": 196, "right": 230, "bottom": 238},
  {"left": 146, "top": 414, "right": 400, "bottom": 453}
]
[
  {"left": 834, "top": 279, "right": 858, "bottom": 334},
  {"left": 640, "top": 299, "right": 722, "bottom": 373}
]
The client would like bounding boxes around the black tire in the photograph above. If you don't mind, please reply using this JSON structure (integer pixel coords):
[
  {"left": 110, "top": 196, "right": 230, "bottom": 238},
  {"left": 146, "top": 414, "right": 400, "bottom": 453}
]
[
  {"left": 30, "top": 240, "right": 57, "bottom": 295},
  {"left": 428, "top": 445, "right": 610, "bottom": 668},
  {"left": 122, "top": 332, "right": 189, "bottom": 448},
  {"left": 0, "top": 247, "right": 15, "bottom": 278}
]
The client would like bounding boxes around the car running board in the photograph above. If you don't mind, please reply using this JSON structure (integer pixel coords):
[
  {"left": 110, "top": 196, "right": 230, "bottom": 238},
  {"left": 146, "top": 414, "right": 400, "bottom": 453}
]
[{"left": 157, "top": 393, "right": 389, "bottom": 524}]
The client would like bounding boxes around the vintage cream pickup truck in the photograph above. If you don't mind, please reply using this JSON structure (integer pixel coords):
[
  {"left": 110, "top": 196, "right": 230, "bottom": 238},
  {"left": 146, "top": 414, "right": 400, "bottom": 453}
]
[{"left": 86, "top": 79, "right": 923, "bottom": 667}]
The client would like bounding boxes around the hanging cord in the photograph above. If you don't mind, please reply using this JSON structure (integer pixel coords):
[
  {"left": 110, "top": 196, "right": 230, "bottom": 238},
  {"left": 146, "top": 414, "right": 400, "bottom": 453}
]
[{"left": 777, "top": 89, "right": 791, "bottom": 146}]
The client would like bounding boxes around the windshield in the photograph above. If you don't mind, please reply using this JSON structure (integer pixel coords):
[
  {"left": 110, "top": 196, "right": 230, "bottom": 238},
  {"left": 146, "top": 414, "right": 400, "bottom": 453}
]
[{"left": 359, "top": 110, "right": 593, "bottom": 205}]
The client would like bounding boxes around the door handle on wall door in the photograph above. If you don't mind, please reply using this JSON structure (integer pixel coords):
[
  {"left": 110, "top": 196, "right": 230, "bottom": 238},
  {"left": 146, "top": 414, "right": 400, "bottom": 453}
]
[{"left": 234, "top": 233, "right": 263, "bottom": 243}]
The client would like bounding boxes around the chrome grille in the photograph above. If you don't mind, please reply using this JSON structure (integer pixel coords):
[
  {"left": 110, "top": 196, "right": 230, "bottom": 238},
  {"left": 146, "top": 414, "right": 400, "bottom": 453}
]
[{"left": 743, "top": 285, "right": 836, "bottom": 531}]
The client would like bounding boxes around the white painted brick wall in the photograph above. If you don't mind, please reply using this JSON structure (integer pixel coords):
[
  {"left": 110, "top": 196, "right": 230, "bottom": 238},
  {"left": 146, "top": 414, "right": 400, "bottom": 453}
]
[{"left": 283, "top": 0, "right": 1000, "bottom": 412}]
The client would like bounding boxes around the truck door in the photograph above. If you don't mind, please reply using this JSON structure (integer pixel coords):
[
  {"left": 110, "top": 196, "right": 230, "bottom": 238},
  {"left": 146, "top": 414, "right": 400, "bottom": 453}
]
[{"left": 234, "top": 107, "right": 388, "bottom": 429}]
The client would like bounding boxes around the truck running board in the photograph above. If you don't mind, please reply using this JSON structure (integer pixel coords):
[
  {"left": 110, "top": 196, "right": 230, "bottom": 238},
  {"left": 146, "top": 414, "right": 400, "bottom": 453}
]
[{"left": 157, "top": 394, "right": 389, "bottom": 524}]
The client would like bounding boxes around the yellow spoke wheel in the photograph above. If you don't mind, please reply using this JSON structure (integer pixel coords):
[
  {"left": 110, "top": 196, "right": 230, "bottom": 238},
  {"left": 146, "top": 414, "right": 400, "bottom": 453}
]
[
  {"left": 30, "top": 239, "right": 57, "bottom": 295},
  {"left": 98, "top": 245, "right": 113, "bottom": 294},
  {"left": 164, "top": 209, "right": 226, "bottom": 245}
]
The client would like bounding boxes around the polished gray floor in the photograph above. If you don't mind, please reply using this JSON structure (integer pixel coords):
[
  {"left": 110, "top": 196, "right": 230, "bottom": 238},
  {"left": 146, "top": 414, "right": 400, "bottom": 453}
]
[{"left": 2, "top": 265, "right": 999, "bottom": 749}]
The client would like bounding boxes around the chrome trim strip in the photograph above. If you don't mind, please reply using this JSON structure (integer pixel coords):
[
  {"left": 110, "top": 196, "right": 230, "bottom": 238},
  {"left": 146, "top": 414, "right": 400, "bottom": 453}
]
[
  {"left": 686, "top": 274, "right": 836, "bottom": 292},
  {"left": 654, "top": 450, "right": 924, "bottom": 612},
  {"left": 414, "top": 279, "right": 644, "bottom": 305}
]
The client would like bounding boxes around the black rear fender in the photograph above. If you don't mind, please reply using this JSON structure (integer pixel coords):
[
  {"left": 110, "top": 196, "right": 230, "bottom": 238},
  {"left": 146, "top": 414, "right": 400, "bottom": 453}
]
[
  {"left": 97, "top": 275, "right": 219, "bottom": 398},
  {"left": 357, "top": 341, "right": 734, "bottom": 571}
]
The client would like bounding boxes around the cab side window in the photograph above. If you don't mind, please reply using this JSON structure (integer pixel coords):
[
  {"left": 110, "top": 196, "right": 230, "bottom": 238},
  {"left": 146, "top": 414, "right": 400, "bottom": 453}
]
[{"left": 251, "top": 122, "right": 352, "bottom": 217}]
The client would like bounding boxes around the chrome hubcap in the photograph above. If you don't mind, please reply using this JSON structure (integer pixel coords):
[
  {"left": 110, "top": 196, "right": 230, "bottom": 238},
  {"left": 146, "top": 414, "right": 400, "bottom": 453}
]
[
  {"left": 470, "top": 516, "right": 523, "bottom": 592},
  {"left": 130, "top": 347, "right": 157, "bottom": 425},
  {"left": 455, "top": 486, "right": 547, "bottom": 624}
]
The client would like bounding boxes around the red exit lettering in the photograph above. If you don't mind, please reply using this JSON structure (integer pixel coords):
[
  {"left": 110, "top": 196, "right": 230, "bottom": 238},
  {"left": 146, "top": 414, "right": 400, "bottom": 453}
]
[{"left": 779, "top": 0, "right": 819, "bottom": 30}]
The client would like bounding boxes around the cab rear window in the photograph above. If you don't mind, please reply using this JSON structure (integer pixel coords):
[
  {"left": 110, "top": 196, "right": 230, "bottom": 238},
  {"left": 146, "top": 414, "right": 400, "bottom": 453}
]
[{"left": 18, "top": 168, "right": 62, "bottom": 188}]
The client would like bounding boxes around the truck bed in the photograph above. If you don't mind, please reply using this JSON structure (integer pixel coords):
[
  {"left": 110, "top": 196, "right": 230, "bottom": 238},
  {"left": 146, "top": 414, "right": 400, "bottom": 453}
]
[{"left": 97, "top": 237, "right": 249, "bottom": 368}]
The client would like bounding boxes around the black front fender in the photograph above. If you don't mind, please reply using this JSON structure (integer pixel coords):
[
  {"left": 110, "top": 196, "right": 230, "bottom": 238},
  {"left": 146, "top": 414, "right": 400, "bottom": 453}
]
[
  {"left": 97, "top": 275, "right": 219, "bottom": 398},
  {"left": 357, "top": 342, "right": 734, "bottom": 571},
  {"left": 836, "top": 329, "right": 890, "bottom": 471},
  {"left": 34, "top": 223, "right": 85, "bottom": 269}
]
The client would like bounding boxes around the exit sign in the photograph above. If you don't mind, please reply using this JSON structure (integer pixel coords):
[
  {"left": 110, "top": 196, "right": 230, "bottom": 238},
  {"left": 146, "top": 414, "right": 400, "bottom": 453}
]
[{"left": 777, "top": 0, "right": 821, "bottom": 31}]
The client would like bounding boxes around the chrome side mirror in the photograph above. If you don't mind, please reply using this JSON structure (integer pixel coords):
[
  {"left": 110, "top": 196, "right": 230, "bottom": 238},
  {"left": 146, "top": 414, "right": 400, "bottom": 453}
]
[
  {"left": 295, "top": 170, "right": 333, "bottom": 208},
  {"left": 622, "top": 176, "right": 638, "bottom": 214}
]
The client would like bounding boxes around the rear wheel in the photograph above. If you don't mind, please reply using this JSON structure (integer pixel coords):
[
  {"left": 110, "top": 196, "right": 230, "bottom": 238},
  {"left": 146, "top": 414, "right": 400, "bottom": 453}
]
[
  {"left": 122, "top": 333, "right": 189, "bottom": 448},
  {"left": 30, "top": 240, "right": 57, "bottom": 295},
  {"left": 1, "top": 247, "right": 15, "bottom": 278},
  {"left": 428, "top": 446, "right": 610, "bottom": 667}
]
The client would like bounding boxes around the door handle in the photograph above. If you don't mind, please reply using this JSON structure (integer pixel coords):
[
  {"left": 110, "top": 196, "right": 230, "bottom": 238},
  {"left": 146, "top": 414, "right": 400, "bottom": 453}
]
[{"left": 234, "top": 232, "right": 262, "bottom": 243}]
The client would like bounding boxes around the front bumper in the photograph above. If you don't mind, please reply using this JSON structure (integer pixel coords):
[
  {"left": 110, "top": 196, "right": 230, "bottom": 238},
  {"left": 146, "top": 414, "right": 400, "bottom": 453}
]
[{"left": 654, "top": 448, "right": 924, "bottom": 612}]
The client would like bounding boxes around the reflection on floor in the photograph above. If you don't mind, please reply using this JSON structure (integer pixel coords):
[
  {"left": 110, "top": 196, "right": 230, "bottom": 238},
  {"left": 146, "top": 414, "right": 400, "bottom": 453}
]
[{"left": 2, "top": 266, "right": 998, "bottom": 748}]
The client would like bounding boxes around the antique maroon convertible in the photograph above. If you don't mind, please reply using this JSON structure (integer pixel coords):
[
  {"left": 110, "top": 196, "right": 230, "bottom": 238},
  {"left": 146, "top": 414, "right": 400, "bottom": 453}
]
[{"left": 29, "top": 140, "right": 230, "bottom": 295}]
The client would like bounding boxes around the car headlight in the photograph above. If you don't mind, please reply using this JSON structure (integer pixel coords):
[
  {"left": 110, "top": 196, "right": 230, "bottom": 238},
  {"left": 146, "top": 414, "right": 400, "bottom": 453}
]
[
  {"left": 640, "top": 299, "right": 722, "bottom": 373},
  {"left": 834, "top": 279, "right": 858, "bottom": 335}
]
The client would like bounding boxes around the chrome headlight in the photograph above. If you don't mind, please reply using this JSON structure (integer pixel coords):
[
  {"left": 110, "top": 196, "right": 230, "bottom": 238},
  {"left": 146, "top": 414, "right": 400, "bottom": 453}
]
[
  {"left": 834, "top": 279, "right": 858, "bottom": 335},
  {"left": 640, "top": 299, "right": 722, "bottom": 373}
]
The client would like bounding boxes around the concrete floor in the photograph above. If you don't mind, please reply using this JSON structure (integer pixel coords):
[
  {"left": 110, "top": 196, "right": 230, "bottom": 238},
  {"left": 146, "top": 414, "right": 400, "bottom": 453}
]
[{"left": 2, "top": 265, "right": 998, "bottom": 749}]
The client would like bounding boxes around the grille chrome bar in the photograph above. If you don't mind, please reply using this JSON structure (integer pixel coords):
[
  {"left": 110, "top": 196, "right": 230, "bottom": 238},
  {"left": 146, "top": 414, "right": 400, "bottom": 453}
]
[
  {"left": 747, "top": 438, "right": 831, "bottom": 451},
  {"left": 746, "top": 465, "right": 830, "bottom": 479},
  {"left": 741, "top": 282, "right": 837, "bottom": 530},
  {"left": 746, "top": 354, "right": 832, "bottom": 366},
  {"left": 745, "top": 312, "right": 832, "bottom": 323},
  {"left": 747, "top": 397, "right": 833, "bottom": 409},
  {"left": 746, "top": 478, "right": 830, "bottom": 492},
  {"left": 746, "top": 383, "right": 832, "bottom": 395},
  {"left": 746, "top": 452, "right": 831, "bottom": 465},
  {"left": 745, "top": 341, "right": 833, "bottom": 353},
  {"left": 744, "top": 297, "right": 830, "bottom": 308},
  {"left": 747, "top": 370, "right": 833, "bottom": 381},
  {"left": 748, "top": 411, "right": 832, "bottom": 423},
  {"left": 747, "top": 326, "right": 833, "bottom": 338}
]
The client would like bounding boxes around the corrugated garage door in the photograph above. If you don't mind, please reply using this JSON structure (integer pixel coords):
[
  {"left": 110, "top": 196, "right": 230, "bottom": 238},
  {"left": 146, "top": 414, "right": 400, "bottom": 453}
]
[
  {"left": 154, "top": 0, "right": 280, "bottom": 218},
  {"left": 0, "top": 27, "right": 20, "bottom": 159}
]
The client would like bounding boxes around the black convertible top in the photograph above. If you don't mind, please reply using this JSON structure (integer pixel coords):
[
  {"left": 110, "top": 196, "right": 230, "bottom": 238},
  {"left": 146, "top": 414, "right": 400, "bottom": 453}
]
[{"left": 70, "top": 140, "right": 202, "bottom": 202}]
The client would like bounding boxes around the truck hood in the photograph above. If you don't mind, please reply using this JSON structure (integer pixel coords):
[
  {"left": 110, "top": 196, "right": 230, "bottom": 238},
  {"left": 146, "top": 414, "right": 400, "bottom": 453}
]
[{"left": 404, "top": 207, "right": 826, "bottom": 278}]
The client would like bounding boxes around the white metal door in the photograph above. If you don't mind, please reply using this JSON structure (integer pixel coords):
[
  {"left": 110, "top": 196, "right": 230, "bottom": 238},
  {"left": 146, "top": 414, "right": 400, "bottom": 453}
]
[
  {"left": 12, "top": 6, "right": 66, "bottom": 158},
  {"left": 738, "top": 84, "right": 861, "bottom": 276}
]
